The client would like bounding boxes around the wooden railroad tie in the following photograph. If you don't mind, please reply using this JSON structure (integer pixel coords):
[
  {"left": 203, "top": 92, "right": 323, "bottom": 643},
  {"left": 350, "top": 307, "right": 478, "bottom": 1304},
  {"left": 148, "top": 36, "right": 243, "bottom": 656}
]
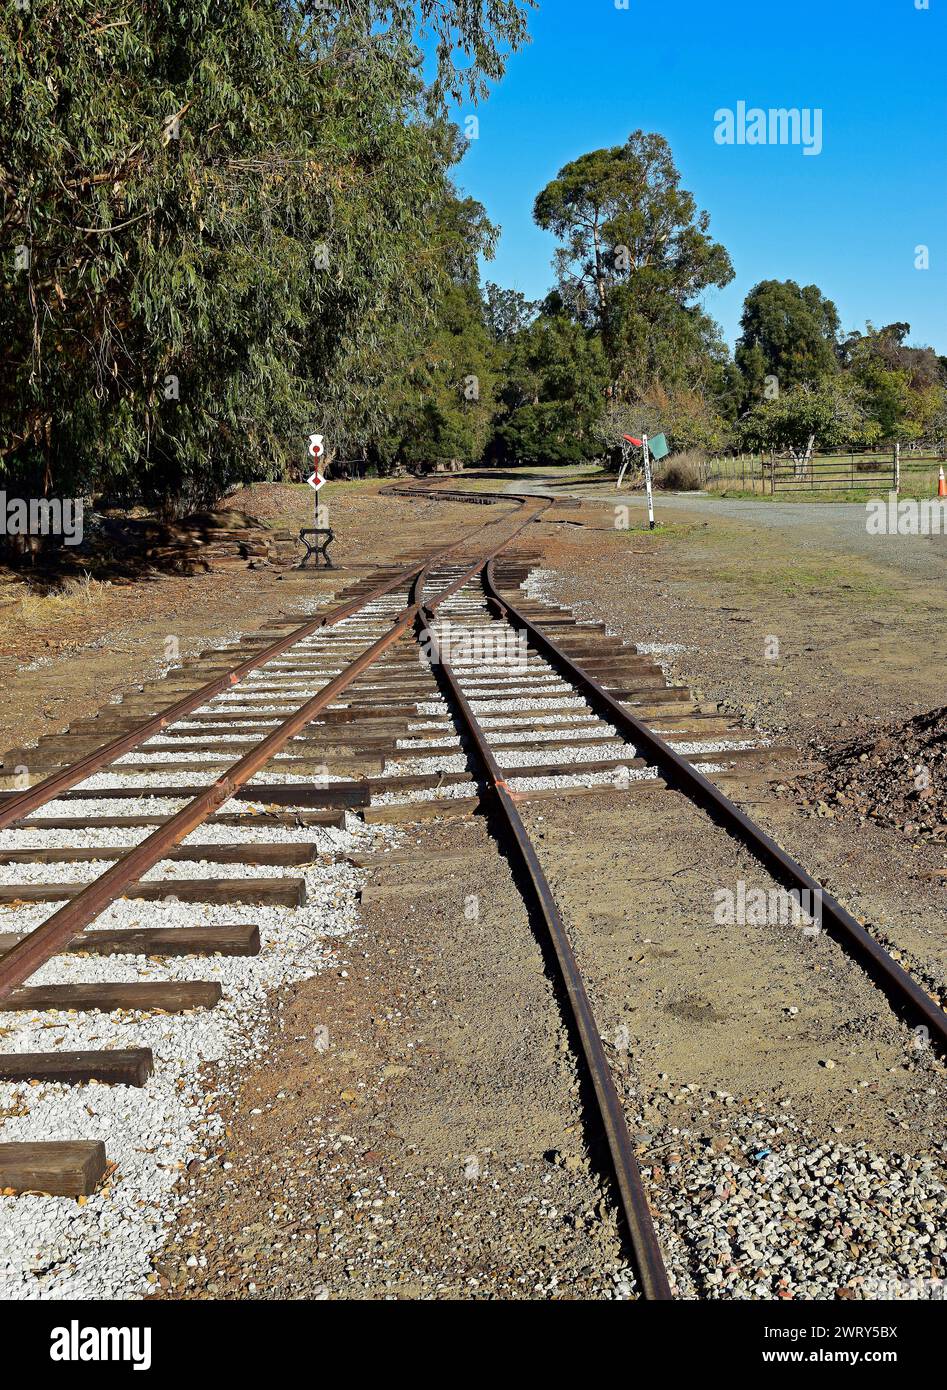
[
  {"left": 3, "top": 981, "right": 223, "bottom": 1013},
  {"left": 0, "top": 924, "right": 260, "bottom": 958},
  {"left": 0, "top": 843, "right": 318, "bottom": 866},
  {"left": 0, "top": 1048, "right": 154, "bottom": 1087},
  {"left": 0, "top": 1141, "right": 108, "bottom": 1197},
  {"left": 11, "top": 810, "right": 345, "bottom": 831},
  {"left": 0, "top": 877, "right": 305, "bottom": 907}
]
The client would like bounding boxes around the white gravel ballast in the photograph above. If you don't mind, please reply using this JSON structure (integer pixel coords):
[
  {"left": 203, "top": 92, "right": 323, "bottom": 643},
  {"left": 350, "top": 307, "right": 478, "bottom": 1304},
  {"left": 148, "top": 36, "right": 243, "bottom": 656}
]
[{"left": 0, "top": 811, "right": 396, "bottom": 1301}]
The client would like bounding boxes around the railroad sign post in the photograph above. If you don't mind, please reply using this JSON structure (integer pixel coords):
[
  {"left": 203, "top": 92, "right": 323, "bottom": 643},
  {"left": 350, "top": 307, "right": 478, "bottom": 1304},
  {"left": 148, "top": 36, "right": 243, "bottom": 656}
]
[
  {"left": 299, "top": 432, "right": 334, "bottom": 567},
  {"left": 307, "top": 434, "right": 326, "bottom": 498},
  {"left": 641, "top": 433, "right": 656, "bottom": 530},
  {"left": 621, "top": 431, "right": 663, "bottom": 528},
  {"left": 307, "top": 432, "right": 327, "bottom": 527}
]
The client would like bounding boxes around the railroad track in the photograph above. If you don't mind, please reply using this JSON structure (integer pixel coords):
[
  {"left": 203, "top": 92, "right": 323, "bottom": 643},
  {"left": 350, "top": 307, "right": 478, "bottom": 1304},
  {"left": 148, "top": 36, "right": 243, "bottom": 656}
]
[
  {"left": 1, "top": 483, "right": 944, "bottom": 1302},
  {"left": 0, "top": 501, "right": 537, "bottom": 1187},
  {"left": 398, "top": 548, "right": 945, "bottom": 1296}
]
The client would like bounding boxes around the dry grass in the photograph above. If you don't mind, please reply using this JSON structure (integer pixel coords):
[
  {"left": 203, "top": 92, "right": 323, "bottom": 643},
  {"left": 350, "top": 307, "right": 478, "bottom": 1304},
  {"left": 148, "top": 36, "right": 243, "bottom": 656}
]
[
  {"left": 653, "top": 450, "right": 706, "bottom": 490},
  {"left": 13, "top": 572, "right": 110, "bottom": 627}
]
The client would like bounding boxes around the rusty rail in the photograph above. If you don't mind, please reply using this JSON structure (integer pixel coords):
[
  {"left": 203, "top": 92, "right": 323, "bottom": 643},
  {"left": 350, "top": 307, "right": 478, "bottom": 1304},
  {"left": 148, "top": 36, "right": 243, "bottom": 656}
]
[
  {"left": 482, "top": 560, "right": 947, "bottom": 1051},
  {"left": 0, "top": 617, "right": 417, "bottom": 997},
  {"left": 0, "top": 502, "right": 529, "bottom": 834},
  {"left": 412, "top": 566, "right": 673, "bottom": 1301},
  {"left": 0, "top": 511, "right": 547, "bottom": 1000}
]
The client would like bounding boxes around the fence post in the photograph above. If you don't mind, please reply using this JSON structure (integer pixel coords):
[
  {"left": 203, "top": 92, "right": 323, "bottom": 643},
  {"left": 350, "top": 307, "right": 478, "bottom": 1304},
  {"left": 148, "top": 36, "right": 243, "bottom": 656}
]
[{"left": 894, "top": 441, "right": 900, "bottom": 495}]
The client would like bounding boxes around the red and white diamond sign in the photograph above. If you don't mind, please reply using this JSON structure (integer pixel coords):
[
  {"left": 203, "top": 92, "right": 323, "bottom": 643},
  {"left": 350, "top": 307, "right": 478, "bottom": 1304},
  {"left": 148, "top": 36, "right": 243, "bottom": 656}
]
[{"left": 307, "top": 433, "right": 325, "bottom": 491}]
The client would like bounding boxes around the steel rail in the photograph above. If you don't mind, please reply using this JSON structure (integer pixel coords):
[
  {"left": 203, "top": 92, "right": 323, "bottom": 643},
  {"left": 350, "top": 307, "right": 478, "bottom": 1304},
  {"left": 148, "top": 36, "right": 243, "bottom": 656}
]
[
  {"left": 412, "top": 569, "right": 673, "bottom": 1301},
  {"left": 0, "top": 503, "right": 528, "bottom": 834},
  {"left": 0, "top": 513, "right": 547, "bottom": 1000},
  {"left": 0, "top": 617, "right": 416, "bottom": 998},
  {"left": 482, "top": 561, "right": 947, "bottom": 1051}
]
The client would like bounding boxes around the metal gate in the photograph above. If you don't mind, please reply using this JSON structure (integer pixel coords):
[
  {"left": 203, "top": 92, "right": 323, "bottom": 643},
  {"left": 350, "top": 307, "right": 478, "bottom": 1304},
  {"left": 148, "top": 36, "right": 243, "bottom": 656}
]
[{"left": 770, "top": 453, "right": 897, "bottom": 493}]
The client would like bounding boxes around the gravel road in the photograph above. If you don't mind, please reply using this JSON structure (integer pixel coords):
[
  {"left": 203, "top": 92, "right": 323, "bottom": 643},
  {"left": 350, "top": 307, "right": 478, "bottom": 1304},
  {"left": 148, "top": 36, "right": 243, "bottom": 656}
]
[{"left": 512, "top": 479, "right": 947, "bottom": 583}]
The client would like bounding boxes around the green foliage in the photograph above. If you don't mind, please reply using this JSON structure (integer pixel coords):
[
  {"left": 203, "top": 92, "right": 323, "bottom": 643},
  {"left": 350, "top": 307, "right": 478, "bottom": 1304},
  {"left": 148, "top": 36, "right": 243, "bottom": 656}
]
[
  {"left": 483, "top": 282, "right": 538, "bottom": 342},
  {"left": 4, "top": 7, "right": 941, "bottom": 510},
  {"left": 355, "top": 191, "right": 500, "bottom": 469},
  {"left": 736, "top": 279, "right": 840, "bottom": 403},
  {"left": 533, "top": 130, "right": 734, "bottom": 396},
  {"left": 592, "top": 383, "right": 727, "bottom": 471},
  {"left": 842, "top": 324, "right": 946, "bottom": 443},
  {"left": 373, "top": 279, "right": 500, "bottom": 468},
  {"left": 0, "top": 1, "right": 532, "bottom": 511},
  {"left": 734, "top": 304, "right": 946, "bottom": 454},
  {"left": 635, "top": 382, "right": 730, "bottom": 455},
  {"left": 491, "top": 313, "right": 607, "bottom": 464},
  {"left": 738, "top": 380, "right": 870, "bottom": 455}
]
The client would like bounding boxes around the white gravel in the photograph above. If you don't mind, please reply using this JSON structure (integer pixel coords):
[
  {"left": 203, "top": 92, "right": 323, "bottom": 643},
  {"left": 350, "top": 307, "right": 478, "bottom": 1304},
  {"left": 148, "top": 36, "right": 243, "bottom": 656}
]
[
  {"left": 671, "top": 739, "right": 767, "bottom": 756},
  {"left": 460, "top": 697, "right": 590, "bottom": 715},
  {"left": 507, "top": 766, "right": 658, "bottom": 792},
  {"left": 395, "top": 735, "right": 463, "bottom": 750},
  {"left": 0, "top": 590, "right": 398, "bottom": 1333},
  {"left": 496, "top": 742, "right": 631, "bottom": 769},
  {"left": 493, "top": 725, "right": 617, "bottom": 746},
  {"left": 22, "top": 795, "right": 191, "bottom": 819},
  {"left": 650, "top": 1099, "right": 947, "bottom": 1301},
  {"left": 0, "top": 812, "right": 399, "bottom": 1300},
  {"left": 476, "top": 712, "right": 595, "bottom": 729}
]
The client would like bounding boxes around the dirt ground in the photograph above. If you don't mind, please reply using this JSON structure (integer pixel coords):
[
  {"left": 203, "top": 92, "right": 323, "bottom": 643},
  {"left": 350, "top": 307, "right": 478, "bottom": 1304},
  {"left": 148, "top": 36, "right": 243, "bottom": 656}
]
[
  {"left": 155, "top": 784, "right": 944, "bottom": 1299},
  {"left": 520, "top": 789, "right": 941, "bottom": 1155},
  {"left": 535, "top": 499, "right": 945, "bottom": 742},
  {"left": 523, "top": 503, "right": 947, "bottom": 1001},
  {"left": 155, "top": 818, "right": 635, "bottom": 1300}
]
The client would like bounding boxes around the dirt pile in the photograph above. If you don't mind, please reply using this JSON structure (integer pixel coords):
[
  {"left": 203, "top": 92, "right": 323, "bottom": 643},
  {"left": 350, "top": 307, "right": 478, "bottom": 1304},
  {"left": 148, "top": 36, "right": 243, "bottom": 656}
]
[
  {"left": 800, "top": 706, "right": 947, "bottom": 842},
  {"left": 224, "top": 483, "right": 308, "bottom": 523}
]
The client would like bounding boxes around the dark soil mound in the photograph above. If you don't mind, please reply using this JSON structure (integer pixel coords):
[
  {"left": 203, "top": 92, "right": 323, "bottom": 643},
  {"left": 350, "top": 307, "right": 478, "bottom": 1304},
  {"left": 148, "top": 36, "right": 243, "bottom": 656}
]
[{"left": 802, "top": 707, "right": 946, "bottom": 842}]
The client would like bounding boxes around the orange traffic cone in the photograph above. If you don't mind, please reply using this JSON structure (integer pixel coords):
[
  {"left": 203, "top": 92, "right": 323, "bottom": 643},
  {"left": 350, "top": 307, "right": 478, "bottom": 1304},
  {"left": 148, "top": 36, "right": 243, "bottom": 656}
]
[{"left": 939, "top": 466, "right": 947, "bottom": 499}]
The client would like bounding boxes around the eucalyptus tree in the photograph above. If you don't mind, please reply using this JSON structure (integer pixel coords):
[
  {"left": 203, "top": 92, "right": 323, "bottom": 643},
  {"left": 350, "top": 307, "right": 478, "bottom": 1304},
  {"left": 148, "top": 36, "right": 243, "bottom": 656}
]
[
  {"left": 0, "top": 0, "right": 533, "bottom": 510},
  {"left": 491, "top": 311, "right": 608, "bottom": 465},
  {"left": 363, "top": 192, "right": 501, "bottom": 469},
  {"left": 484, "top": 283, "right": 539, "bottom": 343},
  {"left": 735, "top": 279, "right": 840, "bottom": 403},
  {"left": 533, "top": 130, "right": 733, "bottom": 395}
]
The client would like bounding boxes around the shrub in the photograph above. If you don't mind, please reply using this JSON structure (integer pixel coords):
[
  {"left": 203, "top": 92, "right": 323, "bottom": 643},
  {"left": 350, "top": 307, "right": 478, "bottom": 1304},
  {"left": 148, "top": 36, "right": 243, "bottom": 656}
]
[{"left": 653, "top": 450, "right": 706, "bottom": 490}]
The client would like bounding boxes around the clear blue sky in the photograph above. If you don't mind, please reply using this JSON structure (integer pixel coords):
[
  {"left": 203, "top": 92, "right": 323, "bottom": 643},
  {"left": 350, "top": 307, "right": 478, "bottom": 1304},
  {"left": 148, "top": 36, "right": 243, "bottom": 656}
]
[{"left": 446, "top": 0, "right": 947, "bottom": 352}]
